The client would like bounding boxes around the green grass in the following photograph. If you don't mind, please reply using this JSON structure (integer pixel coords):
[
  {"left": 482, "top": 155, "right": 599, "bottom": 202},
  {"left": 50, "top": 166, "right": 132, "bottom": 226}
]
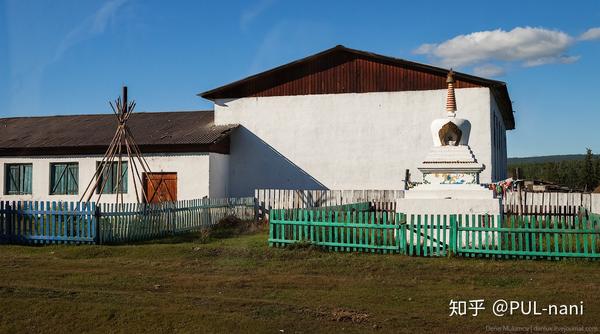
[{"left": 0, "top": 227, "right": 599, "bottom": 333}]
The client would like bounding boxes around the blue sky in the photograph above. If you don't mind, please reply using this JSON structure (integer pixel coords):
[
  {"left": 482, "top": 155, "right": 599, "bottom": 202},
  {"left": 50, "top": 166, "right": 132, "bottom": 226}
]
[{"left": 1, "top": 0, "right": 599, "bottom": 157}]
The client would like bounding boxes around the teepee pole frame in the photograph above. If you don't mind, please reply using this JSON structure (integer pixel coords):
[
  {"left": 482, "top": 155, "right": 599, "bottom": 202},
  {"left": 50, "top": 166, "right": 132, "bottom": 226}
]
[{"left": 80, "top": 86, "right": 166, "bottom": 205}]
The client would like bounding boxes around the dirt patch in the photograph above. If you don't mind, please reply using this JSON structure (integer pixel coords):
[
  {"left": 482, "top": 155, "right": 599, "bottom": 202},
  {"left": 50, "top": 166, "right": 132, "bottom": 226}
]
[{"left": 330, "top": 309, "right": 370, "bottom": 323}]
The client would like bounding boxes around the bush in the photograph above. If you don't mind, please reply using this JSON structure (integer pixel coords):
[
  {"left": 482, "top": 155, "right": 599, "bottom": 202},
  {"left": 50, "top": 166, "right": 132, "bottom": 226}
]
[{"left": 209, "top": 216, "right": 266, "bottom": 239}]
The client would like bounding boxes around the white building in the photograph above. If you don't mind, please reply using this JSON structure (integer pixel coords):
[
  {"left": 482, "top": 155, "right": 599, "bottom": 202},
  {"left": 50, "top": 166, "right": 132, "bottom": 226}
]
[
  {"left": 0, "top": 45, "right": 514, "bottom": 201},
  {"left": 201, "top": 45, "right": 514, "bottom": 197},
  {"left": 0, "top": 111, "right": 235, "bottom": 202}
]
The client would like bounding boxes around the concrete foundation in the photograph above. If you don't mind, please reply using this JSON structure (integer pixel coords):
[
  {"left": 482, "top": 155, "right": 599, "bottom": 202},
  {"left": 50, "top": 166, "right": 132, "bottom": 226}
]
[
  {"left": 396, "top": 197, "right": 501, "bottom": 215},
  {"left": 404, "top": 184, "right": 495, "bottom": 199}
]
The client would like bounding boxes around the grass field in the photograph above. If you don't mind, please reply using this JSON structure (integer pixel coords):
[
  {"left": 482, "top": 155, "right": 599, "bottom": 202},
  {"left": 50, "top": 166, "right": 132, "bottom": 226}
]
[{"left": 0, "top": 223, "right": 599, "bottom": 333}]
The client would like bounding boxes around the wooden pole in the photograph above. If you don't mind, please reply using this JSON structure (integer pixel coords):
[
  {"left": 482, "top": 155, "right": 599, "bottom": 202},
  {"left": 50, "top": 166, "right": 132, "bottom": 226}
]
[
  {"left": 124, "top": 134, "right": 145, "bottom": 203},
  {"left": 83, "top": 130, "right": 121, "bottom": 203},
  {"left": 516, "top": 167, "right": 523, "bottom": 215},
  {"left": 118, "top": 86, "right": 127, "bottom": 205},
  {"left": 124, "top": 126, "right": 165, "bottom": 202},
  {"left": 94, "top": 129, "right": 124, "bottom": 204},
  {"left": 122, "top": 86, "right": 128, "bottom": 110},
  {"left": 79, "top": 127, "right": 121, "bottom": 202}
]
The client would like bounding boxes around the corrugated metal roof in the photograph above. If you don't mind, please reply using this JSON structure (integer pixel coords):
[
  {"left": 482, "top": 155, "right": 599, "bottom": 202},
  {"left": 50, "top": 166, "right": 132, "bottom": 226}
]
[{"left": 0, "top": 110, "right": 237, "bottom": 152}]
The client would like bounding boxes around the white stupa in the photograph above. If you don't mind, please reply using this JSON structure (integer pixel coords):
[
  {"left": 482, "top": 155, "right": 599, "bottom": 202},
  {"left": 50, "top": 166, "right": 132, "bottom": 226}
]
[{"left": 400, "top": 70, "right": 499, "bottom": 213}]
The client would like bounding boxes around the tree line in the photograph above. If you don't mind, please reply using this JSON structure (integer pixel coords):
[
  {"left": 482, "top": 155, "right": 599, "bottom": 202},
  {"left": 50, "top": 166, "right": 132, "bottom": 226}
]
[{"left": 508, "top": 149, "right": 600, "bottom": 192}]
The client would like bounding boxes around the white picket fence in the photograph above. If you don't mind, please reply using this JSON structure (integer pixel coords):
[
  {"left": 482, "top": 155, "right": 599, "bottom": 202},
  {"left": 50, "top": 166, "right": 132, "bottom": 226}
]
[
  {"left": 254, "top": 189, "right": 405, "bottom": 217},
  {"left": 503, "top": 191, "right": 595, "bottom": 212},
  {"left": 255, "top": 189, "right": 600, "bottom": 215}
]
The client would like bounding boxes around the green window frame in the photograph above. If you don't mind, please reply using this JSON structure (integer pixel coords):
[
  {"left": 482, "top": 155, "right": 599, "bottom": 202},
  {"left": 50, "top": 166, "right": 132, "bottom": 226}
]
[
  {"left": 50, "top": 162, "right": 79, "bottom": 195},
  {"left": 96, "top": 161, "right": 128, "bottom": 194},
  {"left": 5, "top": 163, "right": 33, "bottom": 195}
]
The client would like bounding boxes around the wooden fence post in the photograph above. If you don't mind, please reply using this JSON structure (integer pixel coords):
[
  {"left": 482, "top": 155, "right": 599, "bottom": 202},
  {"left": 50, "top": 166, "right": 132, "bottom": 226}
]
[
  {"left": 449, "top": 215, "right": 458, "bottom": 256},
  {"left": 6, "top": 203, "right": 13, "bottom": 243},
  {"left": 397, "top": 212, "right": 406, "bottom": 254},
  {"left": 170, "top": 202, "right": 176, "bottom": 235},
  {"left": 268, "top": 209, "right": 275, "bottom": 247},
  {"left": 254, "top": 197, "right": 260, "bottom": 222},
  {"left": 94, "top": 204, "right": 101, "bottom": 245}
]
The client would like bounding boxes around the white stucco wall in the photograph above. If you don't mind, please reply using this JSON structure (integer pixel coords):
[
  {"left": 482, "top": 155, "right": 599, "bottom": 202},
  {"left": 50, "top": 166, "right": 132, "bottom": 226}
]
[
  {"left": 592, "top": 193, "right": 600, "bottom": 214},
  {"left": 0, "top": 153, "right": 211, "bottom": 203},
  {"left": 209, "top": 153, "right": 229, "bottom": 198},
  {"left": 214, "top": 88, "right": 503, "bottom": 197}
]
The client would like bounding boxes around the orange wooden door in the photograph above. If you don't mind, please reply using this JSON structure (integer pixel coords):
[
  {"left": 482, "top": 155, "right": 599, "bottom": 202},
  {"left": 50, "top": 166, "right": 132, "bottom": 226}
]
[{"left": 144, "top": 172, "right": 177, "bottom": 203}]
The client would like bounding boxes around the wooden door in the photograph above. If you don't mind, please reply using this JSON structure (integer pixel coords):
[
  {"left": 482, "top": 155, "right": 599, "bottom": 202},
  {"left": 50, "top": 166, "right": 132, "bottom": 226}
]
[{"left": 144, "top": 172, "right": 177, "bottom": 203}]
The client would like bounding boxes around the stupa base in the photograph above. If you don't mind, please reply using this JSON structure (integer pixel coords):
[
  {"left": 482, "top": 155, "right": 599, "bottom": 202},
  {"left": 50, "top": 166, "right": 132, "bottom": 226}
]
[
  {"left": 396, "top": 197, "right": 501, "bottom": 215},
  {"left": 397, "top": 184, "right": 500, "bottom": 215},
  {"left": 404, "top": 184, "right": 495, "bottom": 199}
]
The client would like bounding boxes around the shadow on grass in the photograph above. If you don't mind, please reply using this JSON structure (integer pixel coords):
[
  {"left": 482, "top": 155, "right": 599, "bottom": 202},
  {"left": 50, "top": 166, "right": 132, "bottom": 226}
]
[{"left": 133, "top": 216, "right": 268, "bottom": 245}]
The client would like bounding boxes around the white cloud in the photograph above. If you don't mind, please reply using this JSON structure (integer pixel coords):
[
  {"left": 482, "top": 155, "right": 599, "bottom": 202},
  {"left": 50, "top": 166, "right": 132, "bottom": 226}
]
[
  {"left": 523, "top": 55, "right": 579, "bottom": 67},
  {"left": 473, "top": 64, "right": 505, "bottom": 77},
  {"left": 413, "top": 43, "right": 436, "bottom": 55},
  {"left": 579, "top": 27, "right": 600, "bottom": 41},
  {"left": 413, "top": 26, "right": 582, "bottom": 74},
  {"left": 53, "top": 0, "right": 128, "bottom": 62}
]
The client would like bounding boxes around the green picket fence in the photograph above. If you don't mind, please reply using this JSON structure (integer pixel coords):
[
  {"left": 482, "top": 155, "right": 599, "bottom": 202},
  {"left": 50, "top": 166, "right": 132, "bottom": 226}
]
[
  {"left": 457, "top": 214, "right": 600, "bottom": 259},
  {"left": 100, "top": 197, "right": 256, "bottom": 244},
  {"left": 403, "top": 214, "right": 456, "bottom": 257},
  {"left": 269, "top": 209, "right": 403, "bottom": 253},
  {"left": 269, "top": 208, "right": 600, "bottom": 260},
  {"left": 100, "top": 202, "right": 172, "bottom": 243},
  {"left": 274, "top": 202, "right": 372, "bottom": 220}
]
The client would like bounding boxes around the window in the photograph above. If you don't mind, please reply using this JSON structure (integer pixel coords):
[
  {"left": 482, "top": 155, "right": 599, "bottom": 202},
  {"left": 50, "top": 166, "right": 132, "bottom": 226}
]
[
  {"left": 50, "top": 163, "right": 78, "bottom": 195},
  {"left": 96, "top": 161, "right": 128, "bottom": 194},
  {"left": 5, "top": 164, "right": 32, "bottom": 195}
]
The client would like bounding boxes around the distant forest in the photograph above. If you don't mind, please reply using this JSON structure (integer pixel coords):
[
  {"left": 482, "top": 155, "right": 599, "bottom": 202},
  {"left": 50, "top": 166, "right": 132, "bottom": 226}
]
[{"left": 507, "top": 149, "right": 600, "bottom": 191}]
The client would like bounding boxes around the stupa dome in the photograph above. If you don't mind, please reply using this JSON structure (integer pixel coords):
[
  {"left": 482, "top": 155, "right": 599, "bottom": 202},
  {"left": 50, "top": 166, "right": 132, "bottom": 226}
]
[{"left": 429, "top": 70, "right": 471, "bottom": 147}]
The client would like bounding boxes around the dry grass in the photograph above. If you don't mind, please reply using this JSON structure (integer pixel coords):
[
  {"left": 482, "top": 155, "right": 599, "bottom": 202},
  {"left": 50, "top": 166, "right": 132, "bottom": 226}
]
[{"left": 0, "top": 224, "right": 599, "bottom": 333}]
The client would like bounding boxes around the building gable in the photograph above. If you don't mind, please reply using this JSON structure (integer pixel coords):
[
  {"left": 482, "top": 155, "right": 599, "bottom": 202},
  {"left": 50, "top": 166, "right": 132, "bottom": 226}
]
[{"left": 200, "top": 45, "right": 515, "bottom": 129}]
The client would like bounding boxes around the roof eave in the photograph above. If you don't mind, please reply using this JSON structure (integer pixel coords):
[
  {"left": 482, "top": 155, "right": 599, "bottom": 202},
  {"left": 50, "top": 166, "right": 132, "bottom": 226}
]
[
  {"left": 0, "top": 143, "right": 232, "bottom": 156},
  {"left": 198, "top": 45, "right": 509, "bottom": 100},
  {"left": 198, "top": 45, "right": 345, "bottom": 100}
]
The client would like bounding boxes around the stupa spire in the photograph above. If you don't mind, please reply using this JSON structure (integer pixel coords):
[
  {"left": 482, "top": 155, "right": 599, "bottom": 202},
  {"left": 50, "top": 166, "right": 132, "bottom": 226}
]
[{"left": 446, "top": 69, "right": 457, "bottom": 115}]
